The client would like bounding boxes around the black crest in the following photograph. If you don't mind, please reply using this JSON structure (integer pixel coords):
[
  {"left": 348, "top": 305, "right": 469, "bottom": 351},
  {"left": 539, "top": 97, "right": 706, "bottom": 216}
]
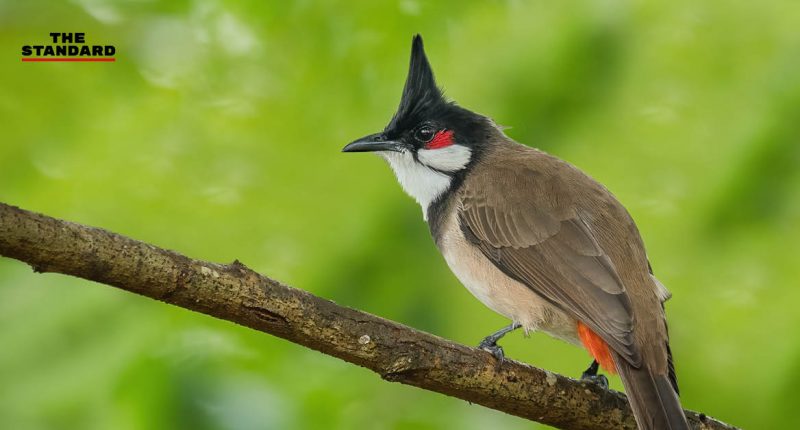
[{"left": 385, "top": 35, "right": 448, "bottom": 135}]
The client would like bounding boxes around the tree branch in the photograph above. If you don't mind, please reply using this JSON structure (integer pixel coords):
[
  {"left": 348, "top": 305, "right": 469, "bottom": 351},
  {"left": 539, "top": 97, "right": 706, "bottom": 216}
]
[{"left": 0, "top": 202, "right": 735, "bottom": 430}]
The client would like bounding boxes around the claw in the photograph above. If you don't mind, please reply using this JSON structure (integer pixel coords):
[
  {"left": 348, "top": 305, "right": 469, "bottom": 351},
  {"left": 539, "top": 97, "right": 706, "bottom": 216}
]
[
  {"left": 581, "top": 373, "right": 609, "bottom": 389},
  {"left": 478, "top": 340, "right": 506, "bottom": 362}
]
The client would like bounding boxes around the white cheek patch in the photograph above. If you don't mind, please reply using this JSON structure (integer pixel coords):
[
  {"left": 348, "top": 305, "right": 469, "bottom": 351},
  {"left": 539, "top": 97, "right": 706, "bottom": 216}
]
[
  {"left": 417, "top": 144, "right": 472, "bottom": 172},
  {"left": 378, "top": 150, "right": 452, "bottom": 220}
]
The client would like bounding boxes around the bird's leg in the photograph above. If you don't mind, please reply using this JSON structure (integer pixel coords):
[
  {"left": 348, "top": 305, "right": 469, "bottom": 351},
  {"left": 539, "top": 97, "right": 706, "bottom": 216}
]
[
  {"left": 478, "top": 322, "right": 522, "bottom": 362},
  {"left": 580, "top": 360, "right": 609, "bottom": 389}
]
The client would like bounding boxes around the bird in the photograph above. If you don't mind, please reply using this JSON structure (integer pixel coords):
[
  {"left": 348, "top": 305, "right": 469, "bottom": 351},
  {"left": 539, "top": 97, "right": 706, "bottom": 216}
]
[{"left": 342, "top": 35, "right": 689, "bottom": 430}]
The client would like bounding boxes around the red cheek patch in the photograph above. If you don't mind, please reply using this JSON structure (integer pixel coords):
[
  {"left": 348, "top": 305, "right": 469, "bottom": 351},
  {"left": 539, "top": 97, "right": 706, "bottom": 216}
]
[{"left": 425, "top": 130, "right": 454, "bottom": 150}]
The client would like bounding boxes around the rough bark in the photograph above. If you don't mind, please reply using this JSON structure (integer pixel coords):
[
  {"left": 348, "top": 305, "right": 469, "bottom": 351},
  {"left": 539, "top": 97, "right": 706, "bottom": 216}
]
[{"left": 0, "top": 202, "right": 736, "bottom": 430}]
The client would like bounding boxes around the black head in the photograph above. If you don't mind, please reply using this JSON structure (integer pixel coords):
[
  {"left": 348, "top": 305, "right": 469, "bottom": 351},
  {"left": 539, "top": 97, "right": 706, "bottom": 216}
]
[{"left": 342, "top": 35, "right": 495, "bottom": 171}]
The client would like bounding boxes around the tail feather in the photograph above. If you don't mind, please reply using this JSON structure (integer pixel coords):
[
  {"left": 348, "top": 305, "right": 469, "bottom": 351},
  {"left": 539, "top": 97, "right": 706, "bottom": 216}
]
[
  {"left": 614, "top": 352, "right": 689, "bottom": 430},
  {"left": 666, "top": 341, "right": 679, "bottom": 395}
]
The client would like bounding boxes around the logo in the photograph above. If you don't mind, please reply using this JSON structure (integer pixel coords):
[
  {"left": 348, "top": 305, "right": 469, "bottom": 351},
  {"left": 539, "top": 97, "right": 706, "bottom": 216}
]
[{"left": 21, "top": 32, "right": 116, "bottom": 62}]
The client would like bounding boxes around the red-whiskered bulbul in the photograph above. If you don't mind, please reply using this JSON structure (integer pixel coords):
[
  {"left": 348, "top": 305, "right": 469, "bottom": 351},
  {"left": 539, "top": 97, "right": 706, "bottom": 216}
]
[{"left": 342, "top": 35, "right": 689, "bottom": 430}]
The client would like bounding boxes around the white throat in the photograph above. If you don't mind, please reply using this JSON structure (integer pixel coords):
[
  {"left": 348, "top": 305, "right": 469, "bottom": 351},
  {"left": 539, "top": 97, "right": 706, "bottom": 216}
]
[{"left": 378, "top": 145, "right": 471, "bottom": 220}]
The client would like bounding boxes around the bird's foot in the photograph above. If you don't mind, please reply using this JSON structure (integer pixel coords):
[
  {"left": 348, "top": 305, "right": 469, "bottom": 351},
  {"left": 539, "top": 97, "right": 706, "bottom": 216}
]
[
  {"left": 580, "top": 359, "right": 608, "bottom": 389},
  {"left": 581, "top": 372, "right": 609, "bottom": 389},
  {"left": 477, "top": 322, "right": 521, "bottom": 363},
  {"left": 478, "top": 338, "right": 506, "bottom": 362}
]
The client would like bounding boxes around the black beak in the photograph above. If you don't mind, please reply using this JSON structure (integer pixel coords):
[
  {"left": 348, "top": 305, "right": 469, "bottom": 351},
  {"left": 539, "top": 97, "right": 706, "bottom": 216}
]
[{"left": 342, "top": 133, "right": 406, "bottom": 153}]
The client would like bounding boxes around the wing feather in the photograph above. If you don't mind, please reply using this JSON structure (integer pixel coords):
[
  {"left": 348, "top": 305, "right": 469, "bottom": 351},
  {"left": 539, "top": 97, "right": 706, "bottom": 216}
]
[{"left": 459, "top": 171, "right": 641, "bottom": 366}]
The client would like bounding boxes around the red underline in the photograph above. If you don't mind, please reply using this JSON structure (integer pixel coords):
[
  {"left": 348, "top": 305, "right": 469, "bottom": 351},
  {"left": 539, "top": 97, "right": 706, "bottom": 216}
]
[{"left": 21, "top": 57, "right": 116, "bottom": 62}]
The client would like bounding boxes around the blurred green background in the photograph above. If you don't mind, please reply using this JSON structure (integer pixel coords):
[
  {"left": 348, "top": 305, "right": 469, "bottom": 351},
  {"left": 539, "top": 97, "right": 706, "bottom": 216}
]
[{"left": 1, "top": 1, "right": 799, "bottom": 429}]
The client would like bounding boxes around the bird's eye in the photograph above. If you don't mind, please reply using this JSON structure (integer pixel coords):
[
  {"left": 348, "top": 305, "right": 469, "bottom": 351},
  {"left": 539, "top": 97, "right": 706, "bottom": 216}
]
[{"left": 414, "top": 126, "right": 436, "bottom": 143}]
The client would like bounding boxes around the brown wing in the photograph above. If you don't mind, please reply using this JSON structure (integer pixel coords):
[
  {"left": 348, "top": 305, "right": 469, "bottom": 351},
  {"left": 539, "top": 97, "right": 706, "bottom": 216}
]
[{"left": 458, "top": 162, "right": 641, "bottom": 366}]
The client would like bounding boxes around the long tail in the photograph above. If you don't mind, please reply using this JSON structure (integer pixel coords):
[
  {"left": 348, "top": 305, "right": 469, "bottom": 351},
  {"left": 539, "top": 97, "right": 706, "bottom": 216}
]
[{"left": 614, "top": 352, "right": 689, "bottom": 430}]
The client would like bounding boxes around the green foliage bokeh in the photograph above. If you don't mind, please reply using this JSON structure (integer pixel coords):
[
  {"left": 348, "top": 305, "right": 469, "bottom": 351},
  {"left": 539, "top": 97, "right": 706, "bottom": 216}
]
[{"left": 1, "top": 1, "right": 799, "bottom": 429}]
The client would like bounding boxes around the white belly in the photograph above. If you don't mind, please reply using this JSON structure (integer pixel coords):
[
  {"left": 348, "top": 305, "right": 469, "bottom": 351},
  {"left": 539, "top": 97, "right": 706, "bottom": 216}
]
[{"left": 439, "top": 214, "right": 581, "bottom": 346}]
